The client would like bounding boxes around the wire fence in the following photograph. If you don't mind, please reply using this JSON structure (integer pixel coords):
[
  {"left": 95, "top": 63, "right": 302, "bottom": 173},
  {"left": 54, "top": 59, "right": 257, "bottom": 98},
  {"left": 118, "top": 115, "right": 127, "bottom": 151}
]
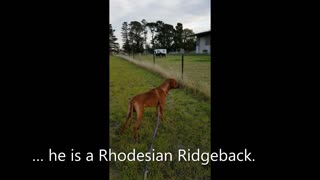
[{"left": 118, "top": 52, "right": 211, "bottom": 99}]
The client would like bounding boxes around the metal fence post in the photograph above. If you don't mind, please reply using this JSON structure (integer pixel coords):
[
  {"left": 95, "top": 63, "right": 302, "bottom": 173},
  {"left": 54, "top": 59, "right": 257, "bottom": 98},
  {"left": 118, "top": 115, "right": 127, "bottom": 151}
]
[
  {"left": 180, "top": 48, "right": 184, "bottom": 80},
  {"left": 182, "top": 54, "right": 184, "bottom": 80}
]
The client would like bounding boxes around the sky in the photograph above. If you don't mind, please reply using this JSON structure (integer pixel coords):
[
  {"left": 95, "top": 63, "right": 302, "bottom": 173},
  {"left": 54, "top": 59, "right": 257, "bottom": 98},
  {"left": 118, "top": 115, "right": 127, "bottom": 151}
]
[{"left": 110, "top": 0, "right": 211, "bottom": 48}]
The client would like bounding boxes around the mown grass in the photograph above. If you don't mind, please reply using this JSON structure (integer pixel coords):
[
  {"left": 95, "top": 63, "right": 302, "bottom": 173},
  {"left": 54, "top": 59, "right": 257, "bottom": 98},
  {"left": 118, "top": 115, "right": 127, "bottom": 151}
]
[
  {"left": 109, "top": 56, "right": 211, "bottom": 179},
  {"left": 120, "top": 54, "right": 211, "bottom": 99}
]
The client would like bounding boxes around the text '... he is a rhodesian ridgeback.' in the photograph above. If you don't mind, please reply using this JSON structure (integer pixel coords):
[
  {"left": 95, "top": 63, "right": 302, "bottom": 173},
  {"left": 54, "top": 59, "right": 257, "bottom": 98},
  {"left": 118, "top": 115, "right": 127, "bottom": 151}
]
[{"left": 120, "top": 78, "right": 180, "bottom": 142}]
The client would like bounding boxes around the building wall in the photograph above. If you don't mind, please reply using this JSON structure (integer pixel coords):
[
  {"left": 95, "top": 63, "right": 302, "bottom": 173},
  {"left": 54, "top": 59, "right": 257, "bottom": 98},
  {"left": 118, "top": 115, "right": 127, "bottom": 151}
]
[{"left": 196, "top": 34, "right": 210, "bottom": 54}]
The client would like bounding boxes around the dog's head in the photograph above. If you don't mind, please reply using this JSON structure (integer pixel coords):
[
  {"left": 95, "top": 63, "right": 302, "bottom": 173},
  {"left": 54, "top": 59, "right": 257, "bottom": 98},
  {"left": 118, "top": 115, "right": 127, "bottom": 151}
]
[{"left": 167, "top": 78, "right": 179, "bottom": 89}]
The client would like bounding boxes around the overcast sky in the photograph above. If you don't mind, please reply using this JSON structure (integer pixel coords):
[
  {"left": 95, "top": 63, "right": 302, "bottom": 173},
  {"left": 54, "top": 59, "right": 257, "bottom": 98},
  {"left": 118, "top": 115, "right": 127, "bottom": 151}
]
[{"left": 110, "top": 0, "right": 211, "bottom": 48}]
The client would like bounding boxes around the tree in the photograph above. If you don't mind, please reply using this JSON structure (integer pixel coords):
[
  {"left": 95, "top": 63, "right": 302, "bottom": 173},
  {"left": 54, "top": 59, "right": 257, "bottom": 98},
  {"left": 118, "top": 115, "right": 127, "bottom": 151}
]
[
  {"left": 145, "top": 43, "right": 153, "bottom": 54},
  {"left": 173, "top": 23, "right": 183, "bottom": 52},
  {"left": 162, "top": 24, "right": 175, "bottom": 51},
  {"left": 154, "top": 21, "right": 175, "bottom": 51},
  {"left": 128, "top": 21, "right": 144, "bottom": 53},
  {"left": 121, "top": 22, "right": 131, "bottom": 53},
  {"left": 146, "top": 22, "right": 157, "bottom": 48},
  {"left": 109, "top": 24, "right": 119, "bottom": 53},
  {"left": 182, "top": 28, "right": 196, "bottom": 52},
  {"left": 141, "top": 19, "right": 148, "bottom": 51},
  {"left": 153, "top": 21, "right": 165, "bottom": 48}
]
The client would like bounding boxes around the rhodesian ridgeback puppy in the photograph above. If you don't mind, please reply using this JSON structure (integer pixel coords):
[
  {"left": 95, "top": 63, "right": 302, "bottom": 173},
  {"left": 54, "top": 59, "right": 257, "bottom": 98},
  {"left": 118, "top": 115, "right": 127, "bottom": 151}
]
[{"left": 120, "top": 78, "right": 179, "bottom": 141}]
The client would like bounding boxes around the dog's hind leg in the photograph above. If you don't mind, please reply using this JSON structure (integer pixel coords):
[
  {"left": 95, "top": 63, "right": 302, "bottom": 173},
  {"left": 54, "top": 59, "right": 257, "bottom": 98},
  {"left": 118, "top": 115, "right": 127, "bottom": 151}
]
[{"left": 128, "top": 104, "right": 134, "bottom": 126}]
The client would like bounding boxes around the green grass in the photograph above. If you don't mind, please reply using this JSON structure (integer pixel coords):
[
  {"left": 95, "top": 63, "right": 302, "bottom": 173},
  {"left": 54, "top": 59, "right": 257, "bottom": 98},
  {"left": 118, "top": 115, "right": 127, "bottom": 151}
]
[
  {"left": 110, "top": 56, "right": 211, "bottom": 179},
  {"left": 121, "top": 54, "right": 211, "bottom": 99}
]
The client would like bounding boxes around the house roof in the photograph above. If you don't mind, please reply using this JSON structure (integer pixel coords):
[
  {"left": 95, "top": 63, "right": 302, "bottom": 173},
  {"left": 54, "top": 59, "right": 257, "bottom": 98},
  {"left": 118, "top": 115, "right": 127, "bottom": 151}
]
[{"left": 189, "top": 30, "right": 211, "bottom": 37}]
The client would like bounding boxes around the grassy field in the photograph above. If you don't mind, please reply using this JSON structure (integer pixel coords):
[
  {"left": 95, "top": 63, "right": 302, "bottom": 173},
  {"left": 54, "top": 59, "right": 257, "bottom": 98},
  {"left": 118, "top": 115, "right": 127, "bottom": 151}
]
[
  {"left": 127, "top": 54, "right": 210, "bottom": 98},
  {"left": 109, "top": 56, "right": 211, "bottom": 179}
]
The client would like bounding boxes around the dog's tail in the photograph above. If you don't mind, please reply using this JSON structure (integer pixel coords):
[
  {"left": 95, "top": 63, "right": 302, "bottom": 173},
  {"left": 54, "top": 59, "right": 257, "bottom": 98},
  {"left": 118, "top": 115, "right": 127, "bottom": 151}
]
[{"left": 120, "top": 101, "right": 134, "bottom": 134}]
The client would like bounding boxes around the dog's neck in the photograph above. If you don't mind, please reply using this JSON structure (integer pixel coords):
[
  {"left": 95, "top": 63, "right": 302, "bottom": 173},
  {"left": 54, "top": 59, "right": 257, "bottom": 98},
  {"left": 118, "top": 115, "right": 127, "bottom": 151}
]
[{"left": 159, "top": 82, "right": 170, "bottom": 95}]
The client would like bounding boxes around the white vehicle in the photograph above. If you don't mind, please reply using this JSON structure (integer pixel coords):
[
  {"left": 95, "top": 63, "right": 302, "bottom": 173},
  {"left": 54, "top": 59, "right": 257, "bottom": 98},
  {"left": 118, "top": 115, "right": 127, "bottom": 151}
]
[{"left": 154, "top": 49, "right": 167, "bottom": 57}]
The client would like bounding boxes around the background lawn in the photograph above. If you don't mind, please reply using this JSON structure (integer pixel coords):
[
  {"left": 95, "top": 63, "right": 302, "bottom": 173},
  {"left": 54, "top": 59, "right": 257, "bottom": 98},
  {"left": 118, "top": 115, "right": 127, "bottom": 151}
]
[
  {"left": 125, "top": 54, "right": 211, "bottom": 98},
  {"left": 110, "top": 56, "right": 211, "bottom": 179}
]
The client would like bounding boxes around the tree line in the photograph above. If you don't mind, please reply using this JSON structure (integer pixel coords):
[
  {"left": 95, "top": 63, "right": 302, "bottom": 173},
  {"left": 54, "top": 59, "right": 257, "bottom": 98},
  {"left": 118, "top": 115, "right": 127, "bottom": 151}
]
[
  {"left": 109, "top": 20, "right": 196, "bottom": 54},
  {"left": 122, "top": 19, "right": 197, "bottom": 54},
  {"left": 109, "top": 24, "right": 119, "bottom": 53}
]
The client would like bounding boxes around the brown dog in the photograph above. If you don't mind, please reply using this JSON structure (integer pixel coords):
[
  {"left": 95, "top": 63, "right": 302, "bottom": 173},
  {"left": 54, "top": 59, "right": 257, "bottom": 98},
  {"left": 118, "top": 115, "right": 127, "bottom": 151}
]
[{"left": 120, "top": 78, "right": 179, "bottom": 141}]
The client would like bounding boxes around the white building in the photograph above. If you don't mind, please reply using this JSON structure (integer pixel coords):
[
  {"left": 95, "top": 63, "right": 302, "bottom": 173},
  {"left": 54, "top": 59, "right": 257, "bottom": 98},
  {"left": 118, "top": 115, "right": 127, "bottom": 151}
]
[{"left": 193, "top": 30, "right": 211, "bottom": 54}]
